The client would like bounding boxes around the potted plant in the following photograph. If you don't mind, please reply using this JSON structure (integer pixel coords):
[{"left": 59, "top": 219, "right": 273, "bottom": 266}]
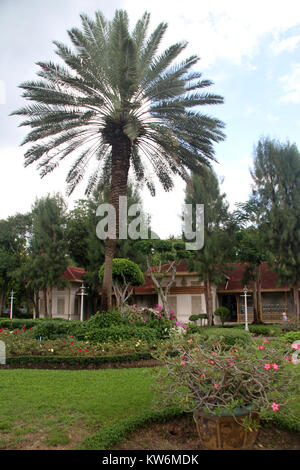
[{"left": 153, "top": 334, "right": 298, "bottom": 450}]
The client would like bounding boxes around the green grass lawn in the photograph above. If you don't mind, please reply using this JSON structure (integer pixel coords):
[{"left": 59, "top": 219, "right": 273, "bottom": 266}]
[{"left": 0, "top": 368, "right": 155, "bottom": 449}]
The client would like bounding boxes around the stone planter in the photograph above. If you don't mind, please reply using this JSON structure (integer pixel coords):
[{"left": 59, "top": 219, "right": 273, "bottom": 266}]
[{"left": 193, "top": 408, "right": 260, "bottom": 450}]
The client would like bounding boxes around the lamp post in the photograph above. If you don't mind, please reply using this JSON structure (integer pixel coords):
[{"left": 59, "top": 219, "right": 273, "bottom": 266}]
[
  {"left": 79, "top": 283, "right": 87, "bottom": 322},
  {"left": 10, "top": 290, "right": 15, "bottom": 320},
  {"left": 242, "top": 286, "right": 249, "bottom": 332}
]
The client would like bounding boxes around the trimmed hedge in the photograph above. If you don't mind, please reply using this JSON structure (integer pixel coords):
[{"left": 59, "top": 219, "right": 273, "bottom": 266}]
[
  {"left": 5, "top": 352, "right": 155, "bottom": 367},
  {"left": 82, "top": 325, "right": 158, "bottom": 343},
  {"left": 248, "top": 324, "right": 282, "bottom": 337}
]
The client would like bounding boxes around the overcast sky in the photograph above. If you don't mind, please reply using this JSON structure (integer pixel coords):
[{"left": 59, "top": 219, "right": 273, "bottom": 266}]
[{"left": 1, "top": 0, "right": 300, "bottom": 238}]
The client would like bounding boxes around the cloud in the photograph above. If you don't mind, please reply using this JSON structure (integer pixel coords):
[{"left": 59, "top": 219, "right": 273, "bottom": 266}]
[
  {"left": 272, "top": 33, "right": 300, "bottom": 54},
  {"left": 124, "top": 0, "right": 300, "bottom": 67},
  {"left": 279, "top": 63, "right": 300, "bottom": 103}
]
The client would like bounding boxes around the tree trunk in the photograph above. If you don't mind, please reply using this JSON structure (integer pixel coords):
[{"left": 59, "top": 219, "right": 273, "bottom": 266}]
[
  {"left": 43, "top": 288, "right": 48, "bottom": 318},
  {"left": 48, "top": 288, "right": 52, "bottom": 318},
  {"left": 204, "top": 278, "right": 214, "bottom": 326},
  {"left": 252, "top": 280, "right": 259, "bottom": 324},
  {"left": 292, "top": 286, "right": 300, "bottom": 324},
  {"left": 34, "top": 291, "right": 40, "bottom": 318},
  {"left": 100, "top": 136, "right": 131, "bottom": 311},
  {"left": 257, "top": 272, "right": 264, "bottom": 323}
]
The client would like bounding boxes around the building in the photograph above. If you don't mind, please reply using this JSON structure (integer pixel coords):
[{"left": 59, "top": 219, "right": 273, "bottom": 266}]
[
  {"left": 133, "top": 261, "right": 298, "bottom": 324},
  {"left": 38, "top": 262, "right": 299, "bottom": 323},
  {"left": 37, "top": 266, "right": 89, "bottom": 320}
]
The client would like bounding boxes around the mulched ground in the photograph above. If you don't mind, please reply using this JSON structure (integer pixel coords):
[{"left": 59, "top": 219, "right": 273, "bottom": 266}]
[{"left": 111, "top": 414, "right": 300, "bottom": 451}]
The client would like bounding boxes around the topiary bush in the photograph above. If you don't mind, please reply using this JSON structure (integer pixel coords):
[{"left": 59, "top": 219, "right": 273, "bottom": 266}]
[{"left": 214, "top": 307, "right": 230, "bottom": 326}]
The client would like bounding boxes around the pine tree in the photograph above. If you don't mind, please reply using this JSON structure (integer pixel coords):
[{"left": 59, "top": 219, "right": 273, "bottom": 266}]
[
  {"left": 251, "top": 137, "right": 300, "bottom": 323},
  {"left": 27, "top": 194, "right": 69, "bottom": 317},
  {"left": 184, "top": 169, "right": 235, "bottom": 325}
]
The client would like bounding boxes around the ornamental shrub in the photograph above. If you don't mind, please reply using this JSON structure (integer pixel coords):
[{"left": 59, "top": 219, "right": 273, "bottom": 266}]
[
  {"left": 86, "top": 311, "right": 126, "bottom": 328},
  {"left": 153, "top": 334, "right": 299, "bottom": 422},
  {"left": 282, "top": 330, "right": 300, "bottom": 344},
  {"left": 200, "top": 327, "right": 251, "bottom": 347},
  {"left": 82, "top": 324, "right": 158, "bottom": 344},
  {"left": 248, "top": 324, "right": 282, "bottom": 337},
  {"left": 30, "top": 320, "right": 79, "bottom": 340},
  {"left": 214, "top": 307, "right": 230, "bottom": 326}
]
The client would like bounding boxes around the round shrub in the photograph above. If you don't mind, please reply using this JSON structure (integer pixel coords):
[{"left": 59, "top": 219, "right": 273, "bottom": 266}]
[
  {"left": 86, "top": 311, "right": 125, "bottom": 329},
  {"left": 214, "top": 307, "right": 230, "bottom": 326}
]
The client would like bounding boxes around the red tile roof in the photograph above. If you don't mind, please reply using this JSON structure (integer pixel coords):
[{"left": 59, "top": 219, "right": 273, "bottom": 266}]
[
  {"left": 219, "top": 262, "right": 300, "bottom": 291},
  {"left": 62, "top": 266, "right": 85, "bottom": 282}
]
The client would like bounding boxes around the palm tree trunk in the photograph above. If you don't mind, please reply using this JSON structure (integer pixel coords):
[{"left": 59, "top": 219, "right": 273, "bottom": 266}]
[{"left": 100, "top": 136, "right": 131, "bottom": 311}]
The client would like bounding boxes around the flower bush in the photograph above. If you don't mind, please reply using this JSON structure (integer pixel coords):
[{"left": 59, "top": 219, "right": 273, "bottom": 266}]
[
  {"left": 153, "top": 334, "right": 299, "bottom": 424},
  {"left": 121, "top": 304, "right": 178, "bottom": 339}
]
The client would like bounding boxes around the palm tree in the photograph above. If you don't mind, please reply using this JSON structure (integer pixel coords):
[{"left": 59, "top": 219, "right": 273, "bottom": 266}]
[{"left": 12, "top": 10, "right": 225, "bottom": 311}]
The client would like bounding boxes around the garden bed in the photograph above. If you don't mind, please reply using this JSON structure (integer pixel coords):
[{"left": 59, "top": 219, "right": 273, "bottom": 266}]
[{"left": 111, "top": 414, "right": 300, "bottom": 451}]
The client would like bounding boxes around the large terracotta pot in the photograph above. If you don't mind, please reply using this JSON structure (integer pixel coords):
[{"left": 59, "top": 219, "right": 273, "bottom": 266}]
[{"left": 193, "top": 408, "right": 260, "bottom": 450}]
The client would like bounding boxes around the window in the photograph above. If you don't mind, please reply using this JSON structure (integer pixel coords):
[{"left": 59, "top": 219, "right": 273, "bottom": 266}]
[
  {"left": 57, "top": 298, "right": 65, "bottom": 316},
  {"left": 191, "top": 295, "right": 202, "bottom": 315}
]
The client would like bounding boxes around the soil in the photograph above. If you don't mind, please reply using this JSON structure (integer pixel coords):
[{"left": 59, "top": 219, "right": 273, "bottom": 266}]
[{"left": 111, "top": 415, "right": 300, "bottom": 451}]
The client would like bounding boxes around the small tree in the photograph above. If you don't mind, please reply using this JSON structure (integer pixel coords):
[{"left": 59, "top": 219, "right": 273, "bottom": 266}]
[
  {"left": 214, "top": 306, "right": 230, "bottom": 326},
  {"left": 99, "top": 258, "right": 144, "bottom": 312},
  {"left": 136, "top": 239, "right": 192, "bottom": 317}
]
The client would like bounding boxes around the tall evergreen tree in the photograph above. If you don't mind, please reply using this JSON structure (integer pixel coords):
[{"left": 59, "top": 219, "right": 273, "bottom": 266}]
[
  {"left": 184, "top": 169, "right": 235, "bottom": 325},
  {"left": 12, "top": 9, "right": 225, "bottom": 311},
  {"left": 251, "top": 137, "right": 300, "bottom": 323},
  {"left": 26, "top": 194, "right": 69, "bottom": 317},
  {"left": 233, "top": 199, "right": 267, "bottom": 323}
]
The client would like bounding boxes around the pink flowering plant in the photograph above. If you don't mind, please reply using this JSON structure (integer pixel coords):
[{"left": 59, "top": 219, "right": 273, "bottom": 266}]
[{"left": 153, "top": 334, "right": 299, "bottom": 425}]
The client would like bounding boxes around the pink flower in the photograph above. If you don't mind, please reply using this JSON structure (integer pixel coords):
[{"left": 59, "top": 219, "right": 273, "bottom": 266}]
[
  {"left": 270, "top": 402, "right": 280, "bottom": 411},
  {"left": 264, "top": 363, "right": 272, "bottom": 370},
  {"left": 199, "top": 373, "right": 206, "bottom": 379},
  {"left": 180, "top": 360, "right": 186, "bottom": 366},
  {"left": 213, "top": 383, "right": 219, "bottom": 390},
  {"left": 272, "top": 363, "right": 279, "bottom": 370},
  {"left": 187, "top": 338, "right": 193, "bottom": 343},
  {"left": 258, "top": 345, "right": 264, "bottom": 350},
  {"left": 292, "top": 343, "right": 300, "bottom": 350},
  {"left": 207, "top": 359, "right": 215, "bottom": 365}
]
